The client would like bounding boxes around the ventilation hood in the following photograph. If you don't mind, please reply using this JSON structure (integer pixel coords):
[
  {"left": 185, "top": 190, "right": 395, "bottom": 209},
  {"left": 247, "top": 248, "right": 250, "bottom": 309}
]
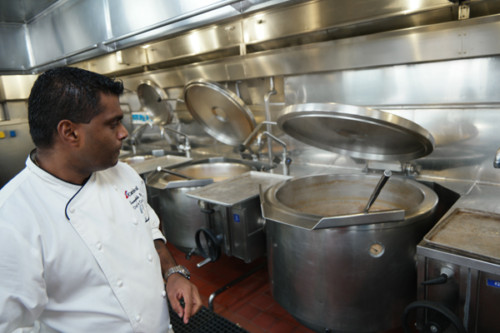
[{"left": 2, "top": 0, "right": 500, "bottom": 76}]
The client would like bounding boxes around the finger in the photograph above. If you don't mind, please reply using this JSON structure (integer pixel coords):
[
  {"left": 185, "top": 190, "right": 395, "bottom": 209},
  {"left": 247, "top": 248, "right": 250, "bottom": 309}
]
[
  {"left": 182, "top": 294, "right": 192, "bottom": 324},
  {"left": 192, "top": 288, "right": 202, "bottom": 314},
  {"left": 168, "top": 293, "right": 184, "bottom": 319},
  {"left": 184, "top": 287, "right": 202, "bottom": 325}
]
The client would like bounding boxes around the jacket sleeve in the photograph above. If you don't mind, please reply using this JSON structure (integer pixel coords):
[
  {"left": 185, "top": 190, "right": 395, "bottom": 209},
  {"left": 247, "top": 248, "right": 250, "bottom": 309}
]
[
  {"left": 0, "top": 222, "right": 48, "bottom": 332},
  {"left": 148, "top": 203, "right": 166, "bottom": 242},
  {"left": 138, "top": 175, "right": 166, "bottom": 243}
]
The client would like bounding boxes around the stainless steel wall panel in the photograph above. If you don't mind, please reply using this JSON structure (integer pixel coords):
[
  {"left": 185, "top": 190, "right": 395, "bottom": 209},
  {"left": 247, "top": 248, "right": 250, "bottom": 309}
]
[
  {"left": 0, "top": 23, "right": 30, "bottom": 71},
  {"left": 75, "top": 52, "right": 144, "bottom": 77},
  {"left": 242, "top": 0, "right": 453, "bottom": 45},
  {"left": 0, "top": 0, "right": 286, "bottom": 72},
  {"left": 282, "top": 56, "right": 500, "bottom": 184},
  {"left": 5, "top": 0, "right": 500, "bottom": 73},
  {"left": 105, "top": 0, "right": 243, "bottom": 49},
  {"left": 117, "top": 57, "right": 500, "bottom": 184},
  {"left": 119, "top": 59, "right": 255, "bottom": 93},
  {"left": 145, "top": 22, "right": 243, "bottom": 64},
  {"left": 283, "top": 57, "right": 500, "bottom": 106},
  {"left": 115, "top": 14, "right": 500, "bottom": 90},
  {"left": 108, "top": 0, "right": 234, "bottom": 37},
  {"left": 27, "top": 0, "right": 108, "bottom": 67},
  {"left": 3, "top": 101, "right": 29, "bottom": 120},
  {"left": 0, "top": 0, "right": 59, "bottom": 23},
  {"left": 242, "top": 14, "right": 500, "bottom": 78},
  {"left": 0, "top": 75, "right": 38, "bottom": 101}
]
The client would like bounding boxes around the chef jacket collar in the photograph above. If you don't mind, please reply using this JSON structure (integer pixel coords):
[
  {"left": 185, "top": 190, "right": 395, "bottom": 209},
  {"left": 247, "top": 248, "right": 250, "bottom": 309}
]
[{"left": 26, "top": 150, "right": 92, "bottom": 221}]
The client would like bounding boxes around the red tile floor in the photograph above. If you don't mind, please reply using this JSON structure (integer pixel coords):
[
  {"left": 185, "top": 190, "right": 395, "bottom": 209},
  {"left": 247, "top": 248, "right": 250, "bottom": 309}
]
[
  {"left": 168, "top": 242, "right": 314, "bottom": 332},
  {"left": 168, "top": 243, "right": 404, "bottom": 333}
]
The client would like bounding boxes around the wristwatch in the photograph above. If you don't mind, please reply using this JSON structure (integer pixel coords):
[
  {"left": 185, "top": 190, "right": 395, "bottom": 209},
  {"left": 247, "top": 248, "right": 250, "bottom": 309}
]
[{"left": 165, "top": 265, "right": 190, "bottom": 281}]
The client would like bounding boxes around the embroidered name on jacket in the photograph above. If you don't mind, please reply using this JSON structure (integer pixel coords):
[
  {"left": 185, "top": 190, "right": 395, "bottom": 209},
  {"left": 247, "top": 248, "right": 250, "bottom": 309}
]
[{"left": 124, "top": 186, "right": 150, "bottom": 222}]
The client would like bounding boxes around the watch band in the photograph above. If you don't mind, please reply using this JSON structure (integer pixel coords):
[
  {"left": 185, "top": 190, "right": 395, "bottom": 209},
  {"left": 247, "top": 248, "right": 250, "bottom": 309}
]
[{"left": 165, "top": 265, "right": 190, "bottom": 281}]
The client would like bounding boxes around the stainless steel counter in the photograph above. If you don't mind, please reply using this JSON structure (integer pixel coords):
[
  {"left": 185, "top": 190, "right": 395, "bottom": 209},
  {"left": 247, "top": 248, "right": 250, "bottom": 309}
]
[
  {"left": 415, "top": 182, "right": 500, "bottom": 332},
  {"left": 186, "top": 171, "right": 291, "bottom": 206}
]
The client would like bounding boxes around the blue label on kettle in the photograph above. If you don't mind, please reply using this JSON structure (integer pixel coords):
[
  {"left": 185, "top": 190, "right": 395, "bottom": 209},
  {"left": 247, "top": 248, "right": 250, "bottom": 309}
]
[
  {"left": 233, "top": 214, "right": 240, "bottom": 222},
  {"left": 487, "top": 279, "right": 500, "bottom": 288}
]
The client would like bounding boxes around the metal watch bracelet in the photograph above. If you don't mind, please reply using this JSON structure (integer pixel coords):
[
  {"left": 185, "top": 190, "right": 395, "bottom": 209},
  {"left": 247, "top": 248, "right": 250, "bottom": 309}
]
[{"left": 164, "top": 265, "right": 190, "bottom": 281}]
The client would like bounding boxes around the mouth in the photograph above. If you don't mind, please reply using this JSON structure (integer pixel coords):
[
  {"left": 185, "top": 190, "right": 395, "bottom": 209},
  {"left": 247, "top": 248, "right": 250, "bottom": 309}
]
[{"left": 112, "top": 147, "right": 122, "bottom": 161}]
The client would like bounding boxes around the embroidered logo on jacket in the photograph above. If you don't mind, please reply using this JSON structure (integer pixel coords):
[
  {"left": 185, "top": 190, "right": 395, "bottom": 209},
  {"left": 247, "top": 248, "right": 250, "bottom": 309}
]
[
  {"left": 124, "top": 186, "right": 139, "bottom": 199},
  {"left": 124, "top": 185, "right": 150, "bottom": 222}
]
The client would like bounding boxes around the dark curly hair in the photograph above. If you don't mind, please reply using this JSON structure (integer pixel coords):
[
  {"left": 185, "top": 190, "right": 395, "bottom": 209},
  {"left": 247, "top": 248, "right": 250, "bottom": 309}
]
[{"left": 28, "top": 67, "right": 124, "bottom": 148}]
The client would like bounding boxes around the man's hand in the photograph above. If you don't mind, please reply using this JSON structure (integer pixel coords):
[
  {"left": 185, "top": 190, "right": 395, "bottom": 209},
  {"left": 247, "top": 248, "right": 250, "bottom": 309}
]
[
  {"left": 154, "top": 239, "right": 202, "bottom": 323},
  {"left": 166, "top": 274, "right": 202, "bottom": 324}
]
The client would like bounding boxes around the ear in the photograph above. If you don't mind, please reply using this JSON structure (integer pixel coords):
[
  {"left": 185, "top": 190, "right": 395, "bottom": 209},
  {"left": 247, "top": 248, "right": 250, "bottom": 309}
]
[{"left": 57, "top": 120, "right": 80, "bottom": 146}]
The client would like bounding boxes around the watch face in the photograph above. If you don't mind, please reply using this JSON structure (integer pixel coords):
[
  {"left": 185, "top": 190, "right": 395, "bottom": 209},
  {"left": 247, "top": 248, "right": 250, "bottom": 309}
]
[{"left": 180, "top": 266, "right": 190, "bottom": 278}]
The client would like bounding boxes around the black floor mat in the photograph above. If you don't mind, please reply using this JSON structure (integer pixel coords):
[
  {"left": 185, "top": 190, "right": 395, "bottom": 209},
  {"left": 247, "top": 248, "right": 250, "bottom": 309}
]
[{"left": 168, "top": 303, "right": 249, "bottom": 333}]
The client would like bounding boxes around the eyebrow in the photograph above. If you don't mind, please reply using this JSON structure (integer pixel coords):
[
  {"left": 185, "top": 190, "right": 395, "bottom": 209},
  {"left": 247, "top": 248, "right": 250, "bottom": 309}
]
[{"left": 105, "top": 115, "right": 123, "bottom": 124}]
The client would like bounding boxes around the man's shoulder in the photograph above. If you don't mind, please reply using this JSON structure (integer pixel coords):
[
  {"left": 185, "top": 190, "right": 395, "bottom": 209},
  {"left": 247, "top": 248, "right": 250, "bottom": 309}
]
[
  {"left": 0, "top": 169, "right": 30, "bottom": 208},
  {"left": 0, "top": 169, "right": 42, "bottom": 225}
]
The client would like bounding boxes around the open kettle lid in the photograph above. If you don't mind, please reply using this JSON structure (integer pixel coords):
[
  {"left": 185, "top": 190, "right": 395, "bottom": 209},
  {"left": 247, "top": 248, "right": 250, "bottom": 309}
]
[
  {"left": 137, "top": 80, "right": 174, "bottom": 126},
  {"left": 183, "top": 79, "right": 256, "bottom": 146},
  {"left": 277, "top": 103, "right": 435, "bottom": 162}
]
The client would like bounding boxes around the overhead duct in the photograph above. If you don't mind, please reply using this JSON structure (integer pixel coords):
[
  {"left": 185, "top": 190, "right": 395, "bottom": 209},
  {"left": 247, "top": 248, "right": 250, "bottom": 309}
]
[{"left": 3, "top": 0, "right": 500, "bottom": 75}]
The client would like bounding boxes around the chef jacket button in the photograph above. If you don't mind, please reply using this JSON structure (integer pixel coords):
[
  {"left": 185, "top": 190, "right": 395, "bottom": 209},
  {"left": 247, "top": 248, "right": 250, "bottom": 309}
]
[
  {"left": 113, "top": 186, "right": 118, "bottom": 191},
  {"left": 135, "top": 314, "right": 142, "bottom": 322},
  {"left": 147, "top": 254, "right": 153, "bottom": 262},
  {"left": 162, "top": 290, "right": 166, "bottom": 297},
  {"left": 69, "top": 207, "right": 75, "bottom": 214},
  {"left": 96, "top": 242, "right": 102, "bottom": 250},
  {"left": 117, "top": 280, "right": 123, "bottom": 287},
  {"left": 132, "top": 218, "right": 138, "bottom": 225}
]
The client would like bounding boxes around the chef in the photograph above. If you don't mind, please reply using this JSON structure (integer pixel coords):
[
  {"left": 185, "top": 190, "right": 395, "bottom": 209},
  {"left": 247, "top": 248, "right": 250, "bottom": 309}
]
[{"left": 0, "top": 67, "right": 201, "bottom": 332}]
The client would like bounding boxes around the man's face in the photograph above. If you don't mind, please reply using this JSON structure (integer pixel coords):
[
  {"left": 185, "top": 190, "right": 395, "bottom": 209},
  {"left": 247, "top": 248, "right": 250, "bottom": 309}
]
[{"left": 76, "top": 93, "right": 128, "bottom": 172}]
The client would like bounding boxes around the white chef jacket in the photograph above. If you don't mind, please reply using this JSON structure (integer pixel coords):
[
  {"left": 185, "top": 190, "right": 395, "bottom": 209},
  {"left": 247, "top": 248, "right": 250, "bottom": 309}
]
[{"left": 0, "top": 156, "right": 170, "bottom": 333}]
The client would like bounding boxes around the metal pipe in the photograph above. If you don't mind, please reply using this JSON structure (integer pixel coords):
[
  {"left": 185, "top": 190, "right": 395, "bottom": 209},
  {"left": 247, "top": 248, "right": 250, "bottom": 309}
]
[
  {"left": 162, "top": 126, "right": 191, "bottom": 158},
  {"left": 239, "top": 121, "right": 277, "bottom": 153},
  {"left": 264, "top": 77, "right": 277, "bottom": 163},
  {"left": 156, "top": 167, "right": 193, "bottom": 180},
  {"left": 257, "top": 131, "right": 290, "bottom": 175},
  {"left": 129, "top": 122, "right": 153, "bottom": 154}
]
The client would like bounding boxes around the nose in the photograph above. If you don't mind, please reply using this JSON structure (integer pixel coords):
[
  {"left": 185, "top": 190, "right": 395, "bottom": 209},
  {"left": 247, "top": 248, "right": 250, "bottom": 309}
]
[{"left": 118, "top": 123, "right": 129, "bottom": 141}]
